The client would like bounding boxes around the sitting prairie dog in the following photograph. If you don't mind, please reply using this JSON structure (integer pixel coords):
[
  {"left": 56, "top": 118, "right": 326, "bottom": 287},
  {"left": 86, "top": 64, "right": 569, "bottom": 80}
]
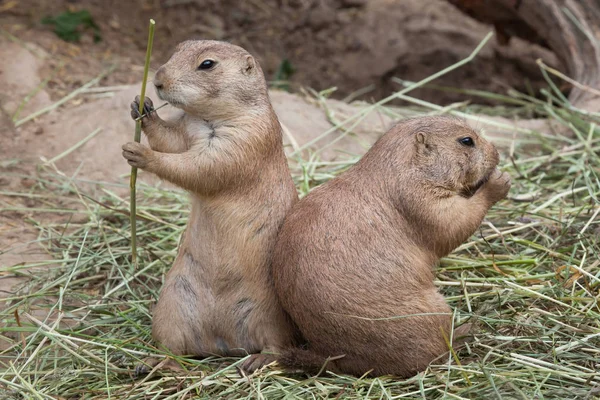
[
  {"left": 122, "top": 40, "right": 299, "bottom": 372},
  {"left": 272, "top": 116, "right": 511, "bottom": 377}
]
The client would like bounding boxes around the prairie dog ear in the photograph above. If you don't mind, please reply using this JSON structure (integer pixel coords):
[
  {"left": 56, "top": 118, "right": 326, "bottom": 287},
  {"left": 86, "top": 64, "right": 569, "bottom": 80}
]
[
  {"left": 243, "top": 55, "right": 256, "bottom": 75},
  {"left": 415, "top": 131, "right": 431, "bottom": 154}
]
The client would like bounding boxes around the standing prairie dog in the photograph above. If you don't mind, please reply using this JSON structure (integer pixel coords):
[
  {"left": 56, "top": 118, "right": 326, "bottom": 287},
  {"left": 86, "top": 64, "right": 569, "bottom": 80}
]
[
  {"left": 273, "top": 116, "right": 511, "bottom": 377},
  {"left": 122, "top": 40, "right": 299, "bottom": 372}
]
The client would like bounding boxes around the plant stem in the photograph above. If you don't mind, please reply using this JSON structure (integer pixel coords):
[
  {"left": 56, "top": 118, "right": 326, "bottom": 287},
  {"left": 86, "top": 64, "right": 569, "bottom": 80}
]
[{"left": 130, "top": 19, "right": 155, "bottom": 266}]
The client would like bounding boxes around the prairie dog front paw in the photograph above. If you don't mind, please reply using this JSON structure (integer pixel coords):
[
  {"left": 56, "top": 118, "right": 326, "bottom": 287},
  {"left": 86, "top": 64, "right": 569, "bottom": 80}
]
[
  {"left": 130, "top": 95, "right": 158, "bottom": 128},
  {"left": 485, "top": 169, "right": 511, "bottom": 202},
  {"left": 122, "top": 142, "right": 155, "bottom": 170}
]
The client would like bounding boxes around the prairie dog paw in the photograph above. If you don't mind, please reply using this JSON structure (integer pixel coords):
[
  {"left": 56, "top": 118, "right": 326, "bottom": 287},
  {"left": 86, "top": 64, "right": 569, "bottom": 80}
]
[
  {"left": 487, "top": 169, "right": 511, "bottom": 200},
  {"left": 130, "top": 95, "right": 157, "bottom": 127},
  {"left": 239, "top": 353, "right": 277, "bottom": 374},
  {"left": 493, "top": 170, "right": 511, "bottom": 189},
  {"left": 122, "top": 142, "right": 155, "bottom": 169}
]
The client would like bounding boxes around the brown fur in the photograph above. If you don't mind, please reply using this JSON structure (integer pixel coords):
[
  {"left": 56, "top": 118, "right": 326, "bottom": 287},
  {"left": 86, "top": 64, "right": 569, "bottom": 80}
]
[
  {"left": 272, "top": 116, "right": 511, "bottom": 377},
  {"left": 122, "top": 40, "right": 299, "bottom": 371}
]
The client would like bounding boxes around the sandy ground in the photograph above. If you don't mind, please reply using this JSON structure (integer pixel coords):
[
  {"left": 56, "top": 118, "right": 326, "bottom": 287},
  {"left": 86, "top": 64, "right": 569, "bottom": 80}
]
[{"left": 0, "top": 0, "right": 559, "bottom": 104}]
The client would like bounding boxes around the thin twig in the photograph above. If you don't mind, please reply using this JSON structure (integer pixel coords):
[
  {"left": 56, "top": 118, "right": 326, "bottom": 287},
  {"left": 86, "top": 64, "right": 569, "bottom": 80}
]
[{"left": 130, "top": 19, "right": 156, "bottom": 266}]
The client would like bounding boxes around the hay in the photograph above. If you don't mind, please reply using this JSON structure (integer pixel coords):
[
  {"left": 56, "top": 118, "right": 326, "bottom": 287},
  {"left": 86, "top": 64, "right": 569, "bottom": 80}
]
[{"left": 1, "top": 41, "right": 599, "bottom": 400}]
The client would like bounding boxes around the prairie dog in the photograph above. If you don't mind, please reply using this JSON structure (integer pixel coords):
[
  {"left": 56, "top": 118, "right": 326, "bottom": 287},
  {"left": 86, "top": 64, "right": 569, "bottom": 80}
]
[
  {"left": 122, "top": 40, "right": 299, "bottom": 371},
  {"left": 272, "top": 116, "right": 511, "bottom": 377}
]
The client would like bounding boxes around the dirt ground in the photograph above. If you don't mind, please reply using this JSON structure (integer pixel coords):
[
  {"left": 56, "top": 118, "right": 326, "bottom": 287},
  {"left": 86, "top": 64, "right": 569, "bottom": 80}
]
[
  {"left": 1, "top": 0, "right": 559, "bottom": 104},
  {"left": 0, "top": 0, "right": 556, "bottom": 308}
]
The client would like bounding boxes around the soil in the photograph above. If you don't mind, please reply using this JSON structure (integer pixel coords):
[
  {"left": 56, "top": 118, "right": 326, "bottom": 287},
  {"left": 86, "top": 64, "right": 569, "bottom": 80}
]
[
  {"left": 1, "top": 0, "right": 559, "bottom": 104},
  {"left": 0, "top": 0, "right": 558, "bottom": 335}
]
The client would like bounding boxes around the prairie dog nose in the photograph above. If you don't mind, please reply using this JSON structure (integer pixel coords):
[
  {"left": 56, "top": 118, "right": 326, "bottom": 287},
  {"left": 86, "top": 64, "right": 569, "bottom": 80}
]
[{"left": 154, "top": 68, "right": 165, "bottom": 89}]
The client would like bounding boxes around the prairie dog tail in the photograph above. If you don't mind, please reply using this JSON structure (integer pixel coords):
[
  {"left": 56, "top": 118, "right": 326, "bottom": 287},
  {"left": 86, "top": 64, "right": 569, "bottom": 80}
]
[
  {"left": 278, "top": 348, "right": 345, "bottom": 375},
  {"left": 451, "top": 323, "right": 475, "bottom": 347}
]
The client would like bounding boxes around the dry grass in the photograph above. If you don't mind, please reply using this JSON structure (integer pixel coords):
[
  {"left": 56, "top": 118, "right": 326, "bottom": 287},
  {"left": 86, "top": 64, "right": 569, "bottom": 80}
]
[{"left": 1, "top": 37, "right": 600, "bottom": 399}]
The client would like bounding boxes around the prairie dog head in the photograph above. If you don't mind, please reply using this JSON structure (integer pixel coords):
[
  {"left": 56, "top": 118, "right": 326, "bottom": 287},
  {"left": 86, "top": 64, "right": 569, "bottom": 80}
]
[
  {"left": 153, "top": 40, "right": 268, "bottom": 120},
  {"left": 356, "top": 117, "right": 499, "bottom": 199},
  {"left": 411, "top": 118, "right": 499, "bottom": 197}
]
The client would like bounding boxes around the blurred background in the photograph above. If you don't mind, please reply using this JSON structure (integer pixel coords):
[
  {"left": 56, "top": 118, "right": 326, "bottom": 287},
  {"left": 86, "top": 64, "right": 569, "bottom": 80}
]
[{"left": 0, "top": 0, "right": 561, "bottom": 106}]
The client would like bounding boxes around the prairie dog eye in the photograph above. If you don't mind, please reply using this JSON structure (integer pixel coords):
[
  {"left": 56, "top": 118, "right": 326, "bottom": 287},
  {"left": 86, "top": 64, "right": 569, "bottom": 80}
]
[
  {"left": 198, "top": 59, "right": 216, "bottom": 70},
  {"left": 458, "top": 137, "right": 474, "bottom": 147}
]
